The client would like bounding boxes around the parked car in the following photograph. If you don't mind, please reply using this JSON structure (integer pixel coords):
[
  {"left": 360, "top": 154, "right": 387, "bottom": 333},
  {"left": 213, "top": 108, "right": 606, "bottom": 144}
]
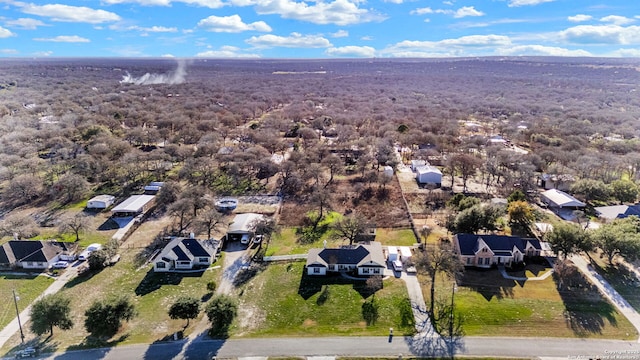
[
  {"left": 253, "top": 235, "right": 263, "bottom": 244},
  {"left": 51, "top": 261, "right": 69, "bottom": 269},
  {"left": 240, "top": 234, "right": 251, "bottom": 245},
  {"left": 14, "top": 347, "right": 37, "bottom": 358},
  {"left": 392, "top": 259, "right": 403, "bottom": 272}
]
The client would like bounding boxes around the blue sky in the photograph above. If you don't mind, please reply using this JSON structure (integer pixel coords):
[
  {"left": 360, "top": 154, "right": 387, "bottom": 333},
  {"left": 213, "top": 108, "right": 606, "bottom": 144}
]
[{"left": 0, "top": 0, "right": 639, "bottom": 58}]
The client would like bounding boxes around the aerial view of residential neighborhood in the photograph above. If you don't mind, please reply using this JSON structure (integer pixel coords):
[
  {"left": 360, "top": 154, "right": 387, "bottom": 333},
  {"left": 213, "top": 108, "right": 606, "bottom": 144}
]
[{"left": 2, "top": 57, "right": 640, "bottom": 360}]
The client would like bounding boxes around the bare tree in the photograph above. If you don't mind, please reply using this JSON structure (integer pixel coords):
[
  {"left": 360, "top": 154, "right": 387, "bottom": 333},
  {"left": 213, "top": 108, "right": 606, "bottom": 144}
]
[
  {"left": 60, "top": 213, "right": 89, "bottom": 242},
  {"left": 196, "top": 207, "right": 225, "bottom": 240},
  {"left": 413, "top": 240, "right": 463, "bottom": 324},
  {"left": 331, "top": 214, "right": 367, "bottom": 245}
]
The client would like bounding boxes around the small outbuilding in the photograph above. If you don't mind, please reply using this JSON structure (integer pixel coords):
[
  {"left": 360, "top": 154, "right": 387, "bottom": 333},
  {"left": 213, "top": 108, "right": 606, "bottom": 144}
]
[
  {"left": 415, "top": 165, "right": 442, "bottom": 187},
  {"left": 86, "top": 195, "right": 116, "bottom": 210},
  {"left": 111, "top": 194, "right": 156, "bottom": 217},
  {"left": 540, "top": 189, "right": 585, "bottom": 209},
  {"left": 144, "top": 182, "right": 164, "bottom": 195},
  {"left": 227, "top": 213, "right": 265, "bottom": 237}
]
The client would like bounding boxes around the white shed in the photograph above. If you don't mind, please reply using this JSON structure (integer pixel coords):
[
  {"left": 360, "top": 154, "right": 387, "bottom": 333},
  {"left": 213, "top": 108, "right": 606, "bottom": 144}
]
[
  {"left": 228, "top": 213, "right": 265, "bottom": 235},
  {"left": 415, "top": 165, "right": 442, "bottom": 186},
  {"left": 111, "top": 195, "right": 156, "bottom": 217},
  {"left": 87, "top": 195, "right": 115, "bottom": 210},
  {"left": 383, "top": 166, "right": 394, "bottom": 178}
]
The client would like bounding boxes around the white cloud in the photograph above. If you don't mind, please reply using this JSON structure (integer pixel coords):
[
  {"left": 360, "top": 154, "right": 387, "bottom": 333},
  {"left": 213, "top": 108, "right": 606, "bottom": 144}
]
[
  {"left": 161, "top": 54, "right": 175, "bottom": 57},
  {"left": 411, "top": 6, "right": 483, "bottom": 18},
  {"left": 508, "top": 0, "right": 554, "bottom": 7},
  {"left": 103, "top": 0, "right": 224, "bottom": 8},
  {"left": 331, "top": 29, "right": 349, "bottom": 38},
  {"left": 0, "top": 48, "right": 18, "bottom": 54},
  {"left": 326, "top": 45, "right": 375, "bottom": 57},
  {"left": 0, "top": 26, "right": 15, "bottom": 38},
  {"left": 454, "top": 6, "right": 484, "bottom": 18},
  {"left": 33, "top": 50, "right": 53, "bottom": 57},
  {"left": 381, "top": 35, "right": 512, "bottom": 57},
  {"left": 20, "top": 3, "right": 121, "bottom": 24},
  {"left": 34, "top": 35, "right": 90, "bottom": 42},
  {"left": 196, "top": 45, "right": 261, "bottom": 58},
  {"left": 246, "top": 33, "right": 331, "bottom": 48},
  {"left": 382, "top": 0, "right": 403, "bottom": 3},
  {"left": 5, "top": 18, "right": 46, "bottom": 29},
  {"left": 609, "top": 48, "right": 640, "bottom": 57},
  {"left": 496, "top": 45, "right": 591, "bottom": 57},
  {"left": 560, "top": 25, "right": 640, "bottom": 45},
  {"left": 128, "top": 25, "right": 178, "bottom": 32},
  {"left": 411, "top": 7, "right": 434, "bottom": 16},
  {"left": 251, "top": 0, "right": 384, "bottom": 26},
  {"left": 361, "top": 35, "right": 373, "bottom": 41},
  {"left": 198, "top": 15, "right": 272, "bottom": 33},
  {"left": 568, "top": 14, "right": 592, "bottom": 23},
  {"left": 600, "top": 15, "right": 635, "bottom": 26}
]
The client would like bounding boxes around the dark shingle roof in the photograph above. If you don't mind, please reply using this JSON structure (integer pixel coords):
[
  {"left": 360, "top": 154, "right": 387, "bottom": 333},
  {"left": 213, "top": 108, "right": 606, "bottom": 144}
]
[
  {"left": 456, "top": 233, "right": 541, "bottom": 256},
  {"left": 318, "top": 246, "right": 369, "bottom": 265}
]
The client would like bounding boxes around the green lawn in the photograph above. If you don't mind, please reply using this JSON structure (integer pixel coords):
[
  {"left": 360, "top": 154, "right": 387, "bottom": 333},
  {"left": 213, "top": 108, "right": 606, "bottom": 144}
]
[
  {"left": 374, "top": 228, "right": 417, "bottom": 246},
  {"left": 266, "top": 225, "right": 417, "bottom": 257},
  {"left": 1, "top": 251, "right": 223, "bottom": 354},
  {"left": 450, "top": 267, "right": 636, "bottom": 339},
  {"left": 588, "top": 255, "right": 640, "bottom": 313},
  {"left": 0, "top": 274, "right": 54, "bottom": 330},
  {"left": 235, "top": 262, "right": 416, "bottom": 337}
]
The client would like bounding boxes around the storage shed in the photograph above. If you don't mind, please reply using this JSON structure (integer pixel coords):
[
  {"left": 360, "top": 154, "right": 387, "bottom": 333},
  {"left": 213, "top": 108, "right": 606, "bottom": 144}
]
[
  {"left": 87, "top": 195, "right": 115, "bottom": 210},
  {"left": 415, "top": 165, "right": 442, "bottom": 186},
  {"left": 111, "top": 195, "right": 156, "bottom": 217}
]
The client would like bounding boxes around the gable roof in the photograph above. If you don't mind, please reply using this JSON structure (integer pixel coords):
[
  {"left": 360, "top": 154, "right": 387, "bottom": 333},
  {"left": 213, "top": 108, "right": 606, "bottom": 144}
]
[
  {"left": 456, "top": 233, "right": 541, "bottom": 256},
  {"left": 1, "top": 240, "right": 72, "bottom": 264},
  {"left": 415, "top": 165, "right": 442, "bottom": 175},
  {"left": 157, "top": 237, "right": 215, "bottom": 263},
  {"left": 595, "top": 204, "right": 640, "bottom": 220},
  {"left": 306, "top": 242, "right": 385, "bottom": 268},
  {"left": 540, "top": 189, "right": 585, "bottom": 208},
  {"left": 112, "top": 194, "right": 155, "bottom": 213}
]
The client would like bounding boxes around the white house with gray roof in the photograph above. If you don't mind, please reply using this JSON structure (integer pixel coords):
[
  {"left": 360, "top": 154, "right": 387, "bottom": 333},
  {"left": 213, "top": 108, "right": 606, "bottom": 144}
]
[{"left": 306, "top": 242, "right": 385, "bottom": 276}]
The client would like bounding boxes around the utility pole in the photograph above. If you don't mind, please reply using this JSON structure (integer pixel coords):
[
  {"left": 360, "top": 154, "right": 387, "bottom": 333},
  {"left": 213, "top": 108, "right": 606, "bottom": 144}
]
[
  {"left": 449, "top": 282, "right": 456, "bottom": 340},
  {"left": 13, "top": 289, "right": 25, "bottom": 344}
]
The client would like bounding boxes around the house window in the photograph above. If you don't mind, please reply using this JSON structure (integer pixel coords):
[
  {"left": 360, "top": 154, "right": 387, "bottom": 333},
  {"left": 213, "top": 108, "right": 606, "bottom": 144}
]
[
  {"left": 481, "top": 248, "right": 487, "bottom": 253},
  {"left": 199, "top": 257, "right": 209, "bottom": 262},
  {"left": 27, "top": 262, "right": 33, "bottom": 266},
  {"left": 313, "top": 267, "right": 320, "bottom": 273},
  {"left": 466, "top": 258, "right": 472, "bottom": 265},
  {"left": 485, "top": 258, "right": 490, "bottom": 265},
  {"left": 329, "top": 265, "right": 336, "bottom": 271},
  {"left": 373, "top": 269, "right": 380, "bottom": 274},
  {"left": 363, "top": 268, "right": 369, "bottom": 274},
  {"left": 156, "top": 262, "right": 166, "bottom": 268},
  {"left": 177, "top": 261, "right": 190, "bottom": 266}
]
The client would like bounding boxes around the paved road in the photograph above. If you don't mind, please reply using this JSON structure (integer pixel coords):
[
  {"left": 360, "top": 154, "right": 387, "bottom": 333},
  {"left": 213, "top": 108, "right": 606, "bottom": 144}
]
[{"left": 8, "top": 335, "right": 639, "bottom": 360}]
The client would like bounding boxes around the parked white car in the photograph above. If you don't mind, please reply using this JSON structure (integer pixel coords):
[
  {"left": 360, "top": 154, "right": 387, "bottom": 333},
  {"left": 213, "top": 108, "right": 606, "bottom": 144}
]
[{"left": 51, "top": 261, "right": 69, "bottom": 269}]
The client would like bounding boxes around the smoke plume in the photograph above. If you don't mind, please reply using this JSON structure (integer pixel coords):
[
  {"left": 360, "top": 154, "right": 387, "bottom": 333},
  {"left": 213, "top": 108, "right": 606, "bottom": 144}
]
[{"left": 120, "top": 59, "right": 187, "bottom": 85}]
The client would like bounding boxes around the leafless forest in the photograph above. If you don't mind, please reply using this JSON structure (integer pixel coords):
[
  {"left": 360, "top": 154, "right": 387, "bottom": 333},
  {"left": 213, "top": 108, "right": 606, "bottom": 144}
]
[{"left": 1, "top": 57, "right": 640, "bottom": 231}]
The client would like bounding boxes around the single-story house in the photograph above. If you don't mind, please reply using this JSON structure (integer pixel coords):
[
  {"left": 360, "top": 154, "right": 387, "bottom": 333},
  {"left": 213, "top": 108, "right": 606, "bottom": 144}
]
[
  {"left": 111, "top": 194, "right": 156, "bottom": 217},
  {"left": 306, "top": 241, "right": 386, "bottom": 276},
  {"left": 0, "top": 240, "right": 76, "bottom": 269},
  {"left": 538, "top": 173, "right": 575, "bottom": 191},
  {"left": 227, "top": 213, "right": 265, "bottom": 237},
  {"left": 154, "top": 237, "right": 218, "bottom": 272},
  {"left": 454, "top": 233, "right": 542, "bottom": 268},
  {"left": 87, "top": 195, "right": 116, "bottom": 210},
  {"left": 415, "top": 165, "right": 442, "bottom": 186},
  {"left": 540, "top": 189, "right": 585, "bottom": 209},
  {"left": 595, "top": 204, "right": 640, "bottom": 221}
]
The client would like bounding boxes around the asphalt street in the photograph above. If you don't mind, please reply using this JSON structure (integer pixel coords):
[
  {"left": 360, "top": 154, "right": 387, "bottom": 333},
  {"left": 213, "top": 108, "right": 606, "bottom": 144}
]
[{"left": 15, "top": 336, "right": 640, "bottom": 360}]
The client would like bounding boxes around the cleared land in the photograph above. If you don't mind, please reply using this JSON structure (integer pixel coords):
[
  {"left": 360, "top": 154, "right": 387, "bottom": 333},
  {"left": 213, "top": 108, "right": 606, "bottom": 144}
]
[
  {"left": 449, "top": 265, "right": 637, "bottom": 339},
  {"left": 233, "top": 261, "right": 416, "bottom": 337}
]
